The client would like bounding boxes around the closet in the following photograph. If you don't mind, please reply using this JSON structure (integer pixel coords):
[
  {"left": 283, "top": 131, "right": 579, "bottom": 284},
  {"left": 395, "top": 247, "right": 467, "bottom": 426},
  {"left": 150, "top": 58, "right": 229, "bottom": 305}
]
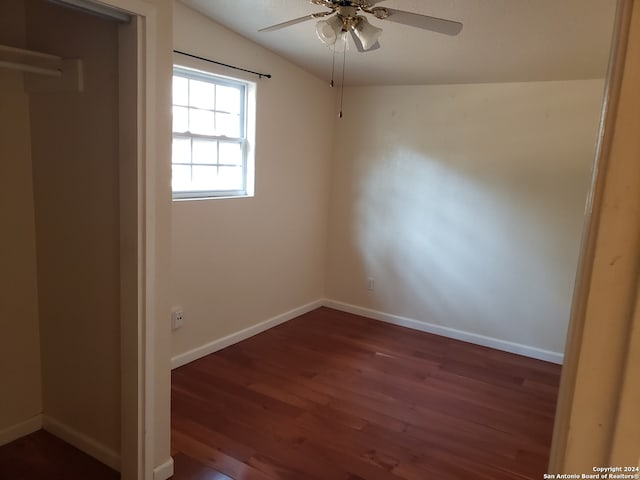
[{"left": 0, "top": 0, "right": 126, "bottom": 473}]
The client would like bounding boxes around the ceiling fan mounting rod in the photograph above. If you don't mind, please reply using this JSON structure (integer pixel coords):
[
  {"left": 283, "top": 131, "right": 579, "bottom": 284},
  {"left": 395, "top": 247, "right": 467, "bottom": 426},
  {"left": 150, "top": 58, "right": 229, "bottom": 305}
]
[
  {"left": 342, "top": 0, "right": 372, "bottom": 7},
  {"left": 312, "top": 0, "right": 389, "bottom": 19}
]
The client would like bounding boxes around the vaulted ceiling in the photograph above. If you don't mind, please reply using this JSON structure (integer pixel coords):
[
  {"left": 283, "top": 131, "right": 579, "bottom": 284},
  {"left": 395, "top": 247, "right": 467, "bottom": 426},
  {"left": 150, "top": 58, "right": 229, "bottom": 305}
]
[{"left": 180, "top": 0, "right": 617, "bottom": 86}]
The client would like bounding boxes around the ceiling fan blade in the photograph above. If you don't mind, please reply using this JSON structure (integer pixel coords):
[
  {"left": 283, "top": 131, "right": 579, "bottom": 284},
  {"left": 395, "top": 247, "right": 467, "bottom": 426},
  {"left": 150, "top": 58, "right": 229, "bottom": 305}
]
[
  {"left": 259, "top": 12, "right": 328, "bottom": 32},
  {"left": 350, "top": 29, "right": 380, "bottom": 52},
  {"left": 382, "top": 8, "right": 463, "bottom": 36}
]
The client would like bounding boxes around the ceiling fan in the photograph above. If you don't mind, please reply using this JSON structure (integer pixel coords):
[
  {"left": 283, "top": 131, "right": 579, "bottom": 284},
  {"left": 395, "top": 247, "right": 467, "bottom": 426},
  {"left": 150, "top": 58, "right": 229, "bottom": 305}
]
[{"left": 259, "top": 0, "right": 463, "bottom": 52}]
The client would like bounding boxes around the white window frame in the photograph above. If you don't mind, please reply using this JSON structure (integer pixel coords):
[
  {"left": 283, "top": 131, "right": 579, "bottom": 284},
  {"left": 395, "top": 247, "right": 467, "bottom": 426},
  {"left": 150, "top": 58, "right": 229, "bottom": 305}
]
[{"left": 172, "top": 66, "right": 250, "bottom": 199}]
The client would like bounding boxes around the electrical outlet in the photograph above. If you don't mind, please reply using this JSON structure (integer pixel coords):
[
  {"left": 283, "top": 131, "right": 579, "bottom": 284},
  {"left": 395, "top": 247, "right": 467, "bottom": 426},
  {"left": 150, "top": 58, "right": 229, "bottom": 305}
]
[
  {"left": 367, "top": 277, "right": 375, "bottom": 291},
  {"left": 171, "top": 308, "right": 184, "bottom": 331}
]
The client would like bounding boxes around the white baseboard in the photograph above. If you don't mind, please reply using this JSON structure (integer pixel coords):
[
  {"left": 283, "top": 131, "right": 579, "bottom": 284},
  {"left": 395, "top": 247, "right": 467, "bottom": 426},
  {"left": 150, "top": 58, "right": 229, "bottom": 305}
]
[
  {"left": 0, "top": 414, "right": 42, "bottom": 446},
  {"left": 323, "top": 299, "right": 564, "bottom": 364},
  {"left": 42, "top": 415, "right": 120, "bottom": 471},
  {"left": 153, "top": 456, "right": 174, "bottom": 480},
  {"left": 171, "top": 299, "right": 324, "bottom": 369}
]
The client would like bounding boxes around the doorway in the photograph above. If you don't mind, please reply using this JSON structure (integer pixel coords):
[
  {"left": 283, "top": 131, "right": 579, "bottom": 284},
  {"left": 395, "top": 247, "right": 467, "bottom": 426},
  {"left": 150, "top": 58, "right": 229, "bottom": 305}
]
[{"left": 0, "top": 0, "right": 152, "bottom": 478}]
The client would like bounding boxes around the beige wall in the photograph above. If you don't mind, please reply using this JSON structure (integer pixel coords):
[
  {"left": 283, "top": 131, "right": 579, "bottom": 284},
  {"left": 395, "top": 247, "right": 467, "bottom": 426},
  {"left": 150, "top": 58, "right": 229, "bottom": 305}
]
[
  {"left": 26, "top": 0, "right": 121, "bottom": 454},
  {"left": 0, "top": 0, "right": 43, "bottom": 439},
  {"left": 171, "top": 2, "right": 334, "bottom": 357},
  {"left": 326, "top": 80, "right": 604, "bottom": 357}
]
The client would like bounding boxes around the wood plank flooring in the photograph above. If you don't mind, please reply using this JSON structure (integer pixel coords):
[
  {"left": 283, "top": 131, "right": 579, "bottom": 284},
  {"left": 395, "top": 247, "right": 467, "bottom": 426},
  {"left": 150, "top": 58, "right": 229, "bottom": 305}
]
[
  {"left": 0, "top": 430, "right": 119, "bottom": 480},
  {"left": 171, "top": 307, "right": 561, "bottom": 480}
]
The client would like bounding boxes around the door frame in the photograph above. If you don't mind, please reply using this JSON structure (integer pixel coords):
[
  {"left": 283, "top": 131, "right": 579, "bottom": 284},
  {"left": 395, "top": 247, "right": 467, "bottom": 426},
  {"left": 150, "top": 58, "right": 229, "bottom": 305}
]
[
  {"left": 101, "top": 0, "right": 160, "bottom": 478},
  {"left": 550, "top": 0, "right": 640, "bottom": 470}
]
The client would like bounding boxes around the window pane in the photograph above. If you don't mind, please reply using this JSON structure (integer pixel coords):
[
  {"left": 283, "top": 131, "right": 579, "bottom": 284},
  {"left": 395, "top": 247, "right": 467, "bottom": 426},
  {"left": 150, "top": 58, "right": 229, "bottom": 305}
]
[
  {"left": 190, "top": 108, "right": 216, "bottom": 136},
  {"left": 216, "top": 85, "right": 241, "bottom": 114},
  {"left": 178, "top": 166, "right": 244, "bottom": 192},
  {"left": 189, "top": 79, "right": 215, "bottom": 110},
  {"left": 172, "top": 137, "right": 191, "bottom": 164},
  {"left": 172, "top": 164, "right": 192, "bottom": 192},
  {"left": 192, "top": 139, "right": 217, "bottom": 165},
  {"left": 191, "top": 166, "right": 218, "bottom": 191},
  {"left": 215, "top": 166, "right": 243, "bottom": 191},
  {"left": 218, "top": 142, "right": 242, "bottom": 166},
  {"left": 216, "top": 112, "right": 240, "bottom": 137},
  {"left": 172, "top": 106, "right": 189, "bottom": 133},
  {"left": 172, "top": 76, "right": 188, "bottom": 106}
]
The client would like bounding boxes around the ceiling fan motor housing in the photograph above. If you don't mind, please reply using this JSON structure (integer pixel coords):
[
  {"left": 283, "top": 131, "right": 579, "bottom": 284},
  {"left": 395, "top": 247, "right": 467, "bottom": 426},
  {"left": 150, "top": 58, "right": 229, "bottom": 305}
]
[{"left": 337, "top": 5, "right": 358, "bottom": 20}]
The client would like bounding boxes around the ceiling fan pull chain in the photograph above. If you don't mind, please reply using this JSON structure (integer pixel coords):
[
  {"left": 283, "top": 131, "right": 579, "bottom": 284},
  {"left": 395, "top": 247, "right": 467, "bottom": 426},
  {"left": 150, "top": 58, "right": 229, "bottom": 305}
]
[
  {"left": 339, "top": 36, "right": 347, "bottom": 118},
  {"left": 330, "top": 46, "right": 337, "bottom": 88}
]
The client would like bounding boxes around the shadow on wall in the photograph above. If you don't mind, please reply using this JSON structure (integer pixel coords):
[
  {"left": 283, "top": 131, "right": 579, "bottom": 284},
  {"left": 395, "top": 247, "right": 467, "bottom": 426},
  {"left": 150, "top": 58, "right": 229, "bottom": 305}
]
[{"left": 329, "top": 81, "right": 604, "bottom": 354}]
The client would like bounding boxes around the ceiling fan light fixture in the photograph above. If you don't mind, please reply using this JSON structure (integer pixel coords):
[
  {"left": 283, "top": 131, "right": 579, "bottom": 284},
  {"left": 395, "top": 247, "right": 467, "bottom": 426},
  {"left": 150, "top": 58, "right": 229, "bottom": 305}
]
[
  {"left": 315, "top": 15, "right": 344, "bottom": 46},
  {"left": 353, "top": 16, "right": 382, "bottom": 51}
]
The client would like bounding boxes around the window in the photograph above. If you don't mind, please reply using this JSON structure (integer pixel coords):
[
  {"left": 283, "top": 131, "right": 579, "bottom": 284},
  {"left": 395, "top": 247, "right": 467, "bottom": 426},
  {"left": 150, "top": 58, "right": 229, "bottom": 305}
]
[{"left": 172, "top": 66, "right": 253, "bottom": 199}]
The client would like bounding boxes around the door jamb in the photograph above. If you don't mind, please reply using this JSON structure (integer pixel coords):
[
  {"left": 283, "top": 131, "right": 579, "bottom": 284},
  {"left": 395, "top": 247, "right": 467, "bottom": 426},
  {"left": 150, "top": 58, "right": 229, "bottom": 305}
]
[{"left": 106, "top": 0, "right": 159, "bottom": 478}]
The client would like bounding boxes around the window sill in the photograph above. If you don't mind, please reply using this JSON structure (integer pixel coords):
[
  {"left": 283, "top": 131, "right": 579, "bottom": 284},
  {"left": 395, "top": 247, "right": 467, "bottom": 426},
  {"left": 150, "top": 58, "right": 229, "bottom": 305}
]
[{"left": 172, "top": 193, "right": 254, "bottom": 202}]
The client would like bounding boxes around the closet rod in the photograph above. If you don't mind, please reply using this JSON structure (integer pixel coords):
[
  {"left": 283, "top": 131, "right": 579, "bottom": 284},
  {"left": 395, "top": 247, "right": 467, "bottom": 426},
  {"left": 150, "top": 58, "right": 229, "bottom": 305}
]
[
  {"left": 0, "top": 60, "right": 62, "bottom": 77},
  {"left": 0, "top": 44, "right": 63, "bottom": 76},
  {"left": 0, "top": 44, "right": 61, "bottom": 62}
]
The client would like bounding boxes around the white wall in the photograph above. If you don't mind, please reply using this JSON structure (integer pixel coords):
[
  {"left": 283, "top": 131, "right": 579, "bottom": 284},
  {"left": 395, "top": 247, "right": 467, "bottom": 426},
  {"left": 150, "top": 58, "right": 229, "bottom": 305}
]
[
  {"left": 171, "top": 3, "right": 335, "bottom": 358},
  {"left": 326, "top": 80, "right": 604, "bottom": 357},
  {"left": 0, "top": 0, "right": 43, "bottom": 442}
]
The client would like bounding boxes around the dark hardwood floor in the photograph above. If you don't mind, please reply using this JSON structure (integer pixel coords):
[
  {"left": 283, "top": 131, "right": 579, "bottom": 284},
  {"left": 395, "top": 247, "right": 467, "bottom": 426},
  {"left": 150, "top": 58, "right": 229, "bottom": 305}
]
[
  {"left": 0, "top": 430, "right": 119, "bottom": 480},
  {"left": 171, "top": 307, "right": 561, "bottom": 480}
]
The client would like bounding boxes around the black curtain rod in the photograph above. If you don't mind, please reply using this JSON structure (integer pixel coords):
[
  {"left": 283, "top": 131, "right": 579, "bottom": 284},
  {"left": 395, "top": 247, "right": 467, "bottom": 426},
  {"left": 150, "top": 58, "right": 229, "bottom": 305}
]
[{"left": 173, "top": 50, "right": 271, "bottom": 79}]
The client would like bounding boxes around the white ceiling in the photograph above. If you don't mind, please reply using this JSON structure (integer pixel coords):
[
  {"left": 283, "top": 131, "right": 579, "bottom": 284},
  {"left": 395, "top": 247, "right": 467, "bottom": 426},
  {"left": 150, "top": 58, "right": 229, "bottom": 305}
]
[{"left": 180, "top": 0, "right": 617, "bottom": 86}]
